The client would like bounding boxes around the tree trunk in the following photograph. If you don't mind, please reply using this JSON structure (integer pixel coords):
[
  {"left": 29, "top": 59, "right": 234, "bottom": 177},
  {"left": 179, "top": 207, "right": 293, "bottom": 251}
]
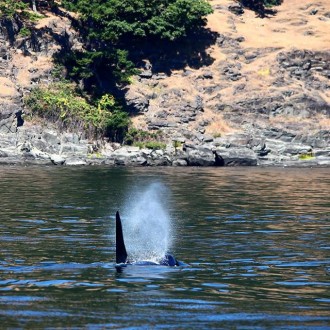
[{"left": 31, "top": 0, "right": 37, "bottom": 12}]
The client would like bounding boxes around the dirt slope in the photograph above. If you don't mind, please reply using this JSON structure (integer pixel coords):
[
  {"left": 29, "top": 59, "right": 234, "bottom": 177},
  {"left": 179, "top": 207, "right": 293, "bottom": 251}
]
[{"left": 129, "top": 0, "right": 330, "bottom": 141}]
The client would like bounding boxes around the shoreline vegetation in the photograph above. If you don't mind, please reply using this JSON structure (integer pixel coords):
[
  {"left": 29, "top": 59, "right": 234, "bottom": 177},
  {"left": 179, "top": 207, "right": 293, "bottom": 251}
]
[{"left": 0, "top": 0, "right": 329, "bottom": 167}]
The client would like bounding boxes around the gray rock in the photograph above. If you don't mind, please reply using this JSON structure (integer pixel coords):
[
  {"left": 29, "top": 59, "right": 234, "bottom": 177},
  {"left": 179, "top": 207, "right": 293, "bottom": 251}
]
[
  {"left": 203, "top": 135, "right": 214, "bottom": 143},
  {"left": 228, "top": 4, "right": 244, "bottom": 15},
  {"left": 62, "top": 132, "right": 80, "bottom": 144},
  {"left": 60, "top": 143, "right": 88, "bottom": 156},
  {"left": 65, "top": 157, "right": 87, "bottom": 166},
  {"left": 0, "top": 149, "right": 8, "bottom": 157},
  {"left": 118, "top": 155, "right": 148, "bottom": 166},
  {"left": 187, "top": 148, "right": 215, "bottom": 166},
  {"left": 314, "top": 149, "right": 330, "bottom": 157},
  {"left": 0, "top": 112, "right": 17, "bottom": 133},
  {"left": 203, "top": 71, "right": 213, "bottom": 79},
  {"left": 29, "top": 147, "right": 50, "bottom": 160},
  {"left": 110, "top": 147, "right": 149, "bottom": 166},
  {"left": 0, "top": 156, "right": 24, "bottom": 165},
  {"left": 183, "top": 69, "right": 194, "bottom": 76},
  {"left": 148, "top": 120, "right": 171, "bottom": 128},
  {"left": 125, "top": 91, "right": 150, "bottom": 112},
  {"left": 50, "top": 154, "right": 66, "bottom": 165},
  {"left": 215, "top": 147, "right": 258, "bottom": 166},
  {"left": 42, "top": 130, "right": 60, "bottom": 148},
  {"left": 283, "top": 144, "right": 312, "bottom": 155},
  {"left": 316, "top": 157, "right": 330, "bottom": 166},
  {"left": 114, "top": 157, "right": 126, "bottom": 166},
  {"left": 139, "top": 70, "right": 153, "bottom": 79},
  {"left": 312, "top": 139, "right": 328, "bottom": 148},
  {"left": 148, "top": 155, "right": 172, "bottom": 166},
  {"left": 194, "top": 95, "right": 204, "bottom": 111},
  {"left": 172, "top": 159, "right": 188, "bottom": 166}
]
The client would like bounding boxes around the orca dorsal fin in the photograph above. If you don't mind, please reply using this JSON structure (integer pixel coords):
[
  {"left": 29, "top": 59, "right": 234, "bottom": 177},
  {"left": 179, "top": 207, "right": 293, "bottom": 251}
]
[{"left": 116, "top": 211, "right": 128, "bottom": 264}]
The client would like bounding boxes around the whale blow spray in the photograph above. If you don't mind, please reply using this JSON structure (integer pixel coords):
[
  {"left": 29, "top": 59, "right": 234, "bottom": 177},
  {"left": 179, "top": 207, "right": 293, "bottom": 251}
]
[{"left": 123, "top": 182, "right": 172, "bottom": 263}]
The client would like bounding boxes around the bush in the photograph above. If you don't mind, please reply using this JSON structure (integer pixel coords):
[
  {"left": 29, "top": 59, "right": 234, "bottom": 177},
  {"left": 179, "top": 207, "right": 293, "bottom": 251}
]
[
  {"left": 24, "top": 82, "right": 130, "bottom": 140},
  {"left": 298, "top": 152, "right": 315, "bottom": 161},
  {"left": 133, "top": 141, "right": 166, "bottom": 150},
  {"left": 144, "top": 141, "right": 166, "bottom": 150},
  {"left": 124, "top": 128, "right": 166, "bottom": 149},
  {"left": 124, "top": 128, "right": 163, "bottom": 145},
  {"left": 0, "top": 0, "right": 28, "bottom": 18},
  {"left": 19, "top": 26, "right": 31, "bottom": 37}
]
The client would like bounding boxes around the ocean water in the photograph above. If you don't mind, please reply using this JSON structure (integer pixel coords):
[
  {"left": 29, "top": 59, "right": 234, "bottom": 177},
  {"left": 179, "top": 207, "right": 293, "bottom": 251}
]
[{"left": 0, "top": 166, "right": 329, "bottom": 329}]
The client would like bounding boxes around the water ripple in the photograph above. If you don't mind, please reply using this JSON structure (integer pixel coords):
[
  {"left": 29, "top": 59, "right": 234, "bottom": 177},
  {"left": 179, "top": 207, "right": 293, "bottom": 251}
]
[{"left": 0, "top": 166, "right": 329, "bottom": 328}]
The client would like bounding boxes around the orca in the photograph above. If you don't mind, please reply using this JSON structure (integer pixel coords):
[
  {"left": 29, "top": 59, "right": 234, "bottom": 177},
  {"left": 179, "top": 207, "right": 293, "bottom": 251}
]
[{"left": 115, "top": 211, "right": 182, "bottom": 269}]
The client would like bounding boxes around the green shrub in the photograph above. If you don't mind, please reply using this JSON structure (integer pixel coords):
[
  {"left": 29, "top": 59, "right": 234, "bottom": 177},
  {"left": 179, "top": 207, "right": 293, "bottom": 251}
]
[
  {"left": 21, "top": 10, "right": 45, "bottom": 22},
  {"left": 24, "top": 82, "right": 129, "bottom": 140},
  {"left": 133, "top": 141, "right": 166, "bottom": 150},
  {"left": 298, "top": 152, "right": 315, "bottom": 161},
  {"left": 124, "top": 128, "right": 162, "bottom": 145},
  {"left": 125, "top": 128, "right": 166, "bottom": 149},
  {"left": 0, "top": 0, "right": 28, "bottom": 18},
  {"left": 19, "top": 26, "right": 31, "bottom": 37},
  {"left": 213, "top": 133, "right": 222, "bottom": 138},
  {"left": 145, "top": 141, "right": 166, "bottom": 150},
  {"left": 173, "top": 140, "right": 182, "bottom": 149}
]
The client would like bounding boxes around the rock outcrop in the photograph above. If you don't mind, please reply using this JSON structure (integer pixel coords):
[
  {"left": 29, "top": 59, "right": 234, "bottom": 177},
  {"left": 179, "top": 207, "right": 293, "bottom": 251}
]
[{"left": 0, "top": 0, "right": 329, "bottom": 167}]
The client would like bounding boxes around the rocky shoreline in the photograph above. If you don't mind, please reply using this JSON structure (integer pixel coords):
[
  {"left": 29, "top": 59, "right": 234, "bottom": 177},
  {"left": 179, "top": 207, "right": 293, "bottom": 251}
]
[
  {"left": 1, "top": 3, "right": 329, "bottom": 168},
  {"left": 1, "top": 117, "right": 329, "bottom": 167}
]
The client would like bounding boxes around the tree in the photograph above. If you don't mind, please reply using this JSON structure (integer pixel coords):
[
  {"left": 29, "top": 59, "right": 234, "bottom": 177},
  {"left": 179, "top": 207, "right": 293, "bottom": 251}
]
[
  {"left": 31, "top": 0, "right": 37, "bottom": 11},
  {"left": 64, "top": 0, "right": 212, "bottom": 43},
  {"left": 0, "top": 0, "right": 28, "bottom": 17},
  {"left": 60, "top": 0, "right": 213, "bottom": 88}
]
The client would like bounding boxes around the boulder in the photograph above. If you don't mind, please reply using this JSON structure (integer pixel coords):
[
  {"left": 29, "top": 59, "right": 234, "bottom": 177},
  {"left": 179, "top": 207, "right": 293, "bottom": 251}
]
[
  {"left": 283, "top": 144, "right": 312, "bottom": 155},
  {"left": 214, "top": 147, "right": 258, "bottom": 166},
  {"left": 0, "top": 149, "right": 8, "bottom": 157},
  {"left": 187, "top": 148, "right": 215, "bottom": 166},
  {"left": 29, "top": 147, "right": 50, "bottom": 160},
  {"left": 65, "top": 157, "right": 87, "bottom": 166},
  {"left": 0, "top": 110, "right": 17, "bottom": 133},
  {"left": 147, "top": 155, "right": 172, "bottom": 166},
  {"left": 172, "top": 159, "right": 188, "bottom": 166},
  {"left": 50, "top": 154, "right": 66, "bottom": 165}
]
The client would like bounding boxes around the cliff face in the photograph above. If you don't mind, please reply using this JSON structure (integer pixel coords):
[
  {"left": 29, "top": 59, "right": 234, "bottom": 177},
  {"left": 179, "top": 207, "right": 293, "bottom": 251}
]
[
  {"left": 0, "top": 0, "right": 329, "bottom": 166},
  {"left": 125, "top": 0, "right": 330, "bottom": 166},
  {"left": 0, "top": 13, "right": 90, "bottom": 165}
]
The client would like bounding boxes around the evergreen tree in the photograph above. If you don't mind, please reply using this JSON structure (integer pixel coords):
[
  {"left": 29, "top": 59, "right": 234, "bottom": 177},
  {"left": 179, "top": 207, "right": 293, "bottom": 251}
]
[
  {"left": 0, "top": 0, "right": 28, "bottom": 17},
  {"left": 63, "top": 0, "right": 212, "bottom": 42},
  {"left": 60, "top": 0, "right": 213, "bottom": 86}
]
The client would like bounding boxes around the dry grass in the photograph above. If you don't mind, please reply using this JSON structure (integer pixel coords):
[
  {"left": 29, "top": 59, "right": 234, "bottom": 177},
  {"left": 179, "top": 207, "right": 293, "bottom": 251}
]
[
  {"left": 269, "top": 114, "right": 330, "bottom": 131},
  {"left": 318, "top": 116, "right": 330, "bottom": 130},
  {"left": 126, "top": 0, "right": 330, "bottom": 137},
  {"left": 0, "top": 77, "right": 17, "bottom": 98},
  {"left": 204, "top": 113, "right": 238, "bottom": 137},
  {"left": 10, "top": 53, "right": 53, "bottom": 88},
  {"left": 208, "top": 0, "right": 330, "bottom": 50},
  {"left": 131, "top": 114, "right": 149, "bottom": 131}
]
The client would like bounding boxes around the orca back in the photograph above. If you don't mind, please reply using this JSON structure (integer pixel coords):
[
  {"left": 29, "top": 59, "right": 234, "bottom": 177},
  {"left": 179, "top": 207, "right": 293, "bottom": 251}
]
[{"left": 160, "top": 254, "right": 179, "bottom": 266}]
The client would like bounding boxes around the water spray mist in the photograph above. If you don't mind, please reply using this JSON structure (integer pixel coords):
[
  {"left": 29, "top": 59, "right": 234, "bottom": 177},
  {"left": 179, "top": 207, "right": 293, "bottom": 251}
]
[{"left": 122, "top": 182, "right": 172, "bottom": 263}]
